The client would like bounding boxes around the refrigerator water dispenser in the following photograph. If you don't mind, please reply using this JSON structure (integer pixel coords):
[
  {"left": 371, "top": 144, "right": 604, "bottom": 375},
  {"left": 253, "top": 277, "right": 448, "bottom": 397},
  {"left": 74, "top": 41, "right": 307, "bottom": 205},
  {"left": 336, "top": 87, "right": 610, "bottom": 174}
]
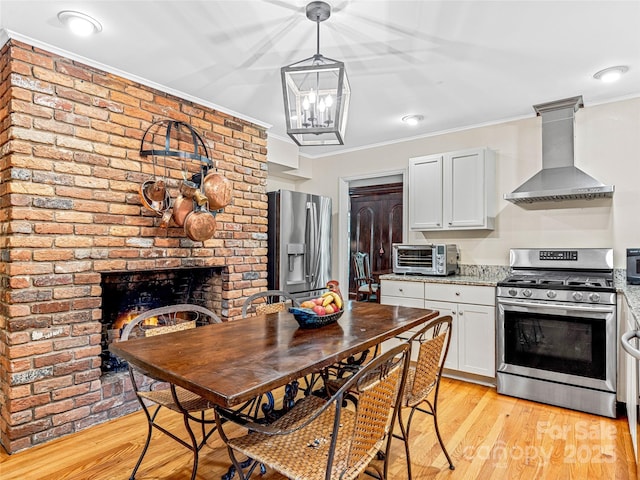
[{"left": 287, "top": 243, "right": 305, "bottom": 284}]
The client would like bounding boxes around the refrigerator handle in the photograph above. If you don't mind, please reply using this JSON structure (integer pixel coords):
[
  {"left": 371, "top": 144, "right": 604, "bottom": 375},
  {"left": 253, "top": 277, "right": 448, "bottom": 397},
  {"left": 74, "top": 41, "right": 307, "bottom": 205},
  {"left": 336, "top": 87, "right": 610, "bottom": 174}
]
[{"left": 306, "top": 201, "right": 319, "bottom": 283}]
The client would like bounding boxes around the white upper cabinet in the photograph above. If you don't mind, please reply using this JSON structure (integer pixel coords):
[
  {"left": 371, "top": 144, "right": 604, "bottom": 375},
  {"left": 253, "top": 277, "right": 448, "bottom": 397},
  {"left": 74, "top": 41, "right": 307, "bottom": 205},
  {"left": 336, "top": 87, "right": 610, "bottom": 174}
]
[
  {"left": 408, "top": 147, "right": 496, "bottom": 231},
  {"left": 408, "top": 154, "right": 443, "bottom": 229}
]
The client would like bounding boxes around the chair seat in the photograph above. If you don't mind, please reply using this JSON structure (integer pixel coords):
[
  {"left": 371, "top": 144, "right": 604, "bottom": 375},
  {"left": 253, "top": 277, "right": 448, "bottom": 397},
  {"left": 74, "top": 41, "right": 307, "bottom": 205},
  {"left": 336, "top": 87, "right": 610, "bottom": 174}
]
[
  {"left": 227, "top": 395, "right": 366, "bottom": 480},
  {"left": 357, "top": 283, "right": 379, "bottom": 293},
  {"left": 138, "top": 385, "right": 216, "bottom": 412}
]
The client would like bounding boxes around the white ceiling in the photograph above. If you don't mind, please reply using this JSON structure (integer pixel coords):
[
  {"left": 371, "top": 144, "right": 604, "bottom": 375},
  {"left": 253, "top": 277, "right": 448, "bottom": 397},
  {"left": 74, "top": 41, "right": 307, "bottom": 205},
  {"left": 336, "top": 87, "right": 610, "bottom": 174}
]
[{"left": 1, "top": 0, "right": 639, "bottom": 157}]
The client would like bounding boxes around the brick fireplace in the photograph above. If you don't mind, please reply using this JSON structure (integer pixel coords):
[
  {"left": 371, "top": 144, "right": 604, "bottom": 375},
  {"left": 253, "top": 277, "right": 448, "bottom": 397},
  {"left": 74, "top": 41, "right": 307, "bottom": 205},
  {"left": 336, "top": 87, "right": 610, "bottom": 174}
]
[{"left": 0, "top": 39, "right": 269, "bottom": 453}]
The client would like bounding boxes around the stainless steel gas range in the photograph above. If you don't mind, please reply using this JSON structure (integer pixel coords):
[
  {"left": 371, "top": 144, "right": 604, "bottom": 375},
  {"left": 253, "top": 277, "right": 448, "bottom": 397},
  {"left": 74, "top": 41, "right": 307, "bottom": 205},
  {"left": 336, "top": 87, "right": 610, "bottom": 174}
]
[{"left": 496, "top": 248, "right": 617, "bottom": 418}]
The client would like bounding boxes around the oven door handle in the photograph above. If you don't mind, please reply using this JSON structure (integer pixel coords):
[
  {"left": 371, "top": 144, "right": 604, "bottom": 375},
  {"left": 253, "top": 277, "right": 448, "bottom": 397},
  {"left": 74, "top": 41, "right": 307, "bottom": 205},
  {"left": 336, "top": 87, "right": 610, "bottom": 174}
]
[
  {"left": 498, "top": 298, "right": 615, "bottom": 314},
  {"left": 621, "top": 330, "right": 640, "bottom": 360}
]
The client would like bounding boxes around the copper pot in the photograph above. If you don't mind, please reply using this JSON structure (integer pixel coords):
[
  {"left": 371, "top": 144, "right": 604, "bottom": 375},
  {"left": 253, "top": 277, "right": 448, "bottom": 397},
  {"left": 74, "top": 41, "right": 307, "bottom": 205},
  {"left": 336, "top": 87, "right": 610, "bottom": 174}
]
[
  {"left": 139, "top": 180, "right": 171, "bottom": 215},
  {"left": 202, "top": 171, "right": 232, "bottom": 210},
  {"left": 172, "top": 195, "right": 194, "bottom": 227},
  {"left": 184, "top": 210, "right": 217, "bottom": 242},
  {"left": 180, "top": 180, "right": 207, "bottom": 206},
  {"left": 144, "top": 180, "right": 167, "bottom": 202}
]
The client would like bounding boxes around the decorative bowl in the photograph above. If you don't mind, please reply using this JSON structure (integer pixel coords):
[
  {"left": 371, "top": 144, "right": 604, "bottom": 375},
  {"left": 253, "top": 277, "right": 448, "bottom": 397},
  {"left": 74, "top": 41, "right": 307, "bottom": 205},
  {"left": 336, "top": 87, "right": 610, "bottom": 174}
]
[{"left": 289, "top": 307, "right": 343, "bottom": 329}]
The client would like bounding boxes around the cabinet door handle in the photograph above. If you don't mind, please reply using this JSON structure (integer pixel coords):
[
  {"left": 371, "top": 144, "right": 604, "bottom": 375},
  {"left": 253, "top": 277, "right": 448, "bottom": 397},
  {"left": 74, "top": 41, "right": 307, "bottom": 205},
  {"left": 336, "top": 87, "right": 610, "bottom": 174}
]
[
  {"left": 455, "top": 291, "right": 460, "bottom": 296},
  {"left": 459, "top": 311, "right": 463, "bottom": 315}
]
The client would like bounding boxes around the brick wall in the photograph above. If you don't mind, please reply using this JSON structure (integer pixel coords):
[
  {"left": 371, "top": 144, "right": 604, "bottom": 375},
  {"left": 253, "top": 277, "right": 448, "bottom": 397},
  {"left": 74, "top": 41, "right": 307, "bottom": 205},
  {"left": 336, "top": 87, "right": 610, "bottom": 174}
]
[{"left": 0, "top": 39, "right": 269, "bottom": 453}]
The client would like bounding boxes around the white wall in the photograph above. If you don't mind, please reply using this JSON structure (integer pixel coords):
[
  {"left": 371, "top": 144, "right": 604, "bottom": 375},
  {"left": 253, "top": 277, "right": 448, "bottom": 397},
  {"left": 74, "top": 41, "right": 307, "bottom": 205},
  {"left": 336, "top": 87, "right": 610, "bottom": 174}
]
[
  {"left": 295, "top": 97, "right": 640, "bottom": 269},
  {"left": 266, "top": 176, "right": 298, "bottom": 193}
]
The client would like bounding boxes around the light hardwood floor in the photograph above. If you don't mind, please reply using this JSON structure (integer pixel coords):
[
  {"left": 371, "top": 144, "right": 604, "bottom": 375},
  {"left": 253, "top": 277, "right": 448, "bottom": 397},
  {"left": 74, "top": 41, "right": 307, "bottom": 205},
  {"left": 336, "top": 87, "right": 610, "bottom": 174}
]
[{"left": 0, "top": 378, "right": 636, "bottom": 479}]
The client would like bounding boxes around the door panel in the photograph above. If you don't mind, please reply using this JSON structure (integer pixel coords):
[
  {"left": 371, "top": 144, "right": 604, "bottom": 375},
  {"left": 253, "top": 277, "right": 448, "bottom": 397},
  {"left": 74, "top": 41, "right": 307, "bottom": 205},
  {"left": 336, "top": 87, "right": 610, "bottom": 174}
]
[{"left": 349, "top": 183, "right": 403, "bottom": 298}]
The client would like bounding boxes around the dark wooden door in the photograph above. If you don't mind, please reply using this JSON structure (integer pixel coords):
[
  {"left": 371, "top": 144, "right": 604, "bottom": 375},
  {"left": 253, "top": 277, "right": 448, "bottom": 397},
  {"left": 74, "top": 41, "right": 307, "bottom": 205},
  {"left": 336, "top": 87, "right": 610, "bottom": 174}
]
[{"left": 349, "top": 183, "right": 403, "bottom": 298}]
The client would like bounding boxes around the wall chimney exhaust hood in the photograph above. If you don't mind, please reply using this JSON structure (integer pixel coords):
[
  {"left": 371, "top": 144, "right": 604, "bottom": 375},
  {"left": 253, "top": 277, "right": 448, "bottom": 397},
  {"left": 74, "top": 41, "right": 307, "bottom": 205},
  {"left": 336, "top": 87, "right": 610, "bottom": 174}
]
[{"left": 504, "top": 95, "right": 614, "bottom": 204}]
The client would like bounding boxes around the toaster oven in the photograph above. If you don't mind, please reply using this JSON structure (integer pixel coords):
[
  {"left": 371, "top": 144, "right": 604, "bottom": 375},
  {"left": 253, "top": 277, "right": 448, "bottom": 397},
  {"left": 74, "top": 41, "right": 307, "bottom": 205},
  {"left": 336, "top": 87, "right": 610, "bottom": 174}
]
[{"left": 392, "top": 244, "right": 459, "bottom": 276}]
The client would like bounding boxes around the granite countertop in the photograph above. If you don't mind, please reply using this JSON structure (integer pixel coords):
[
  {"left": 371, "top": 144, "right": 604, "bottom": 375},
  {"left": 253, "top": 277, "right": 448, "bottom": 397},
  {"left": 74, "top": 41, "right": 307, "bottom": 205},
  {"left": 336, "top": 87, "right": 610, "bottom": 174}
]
[
  {"left": 615, "top": 271, "right": 640, "bottom": 327},
  {"left": 380, "top": 264, "right": 510, "bottom": 288},
  {"left": 382, "top": 267, "right": 640, "bottom": 327}
]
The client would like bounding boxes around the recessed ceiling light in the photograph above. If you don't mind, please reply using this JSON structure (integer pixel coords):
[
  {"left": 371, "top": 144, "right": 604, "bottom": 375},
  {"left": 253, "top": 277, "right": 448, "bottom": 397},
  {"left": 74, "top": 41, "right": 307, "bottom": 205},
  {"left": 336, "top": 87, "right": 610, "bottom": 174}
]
[
  {"left": 401, "top": 115, "right": 424, "bottom": 126},
  {"left": 58, "top": 11, "right": 102, "bottom": 36},
  {"left": 593, "top": 65, "right": 628, "bottom": 83}
]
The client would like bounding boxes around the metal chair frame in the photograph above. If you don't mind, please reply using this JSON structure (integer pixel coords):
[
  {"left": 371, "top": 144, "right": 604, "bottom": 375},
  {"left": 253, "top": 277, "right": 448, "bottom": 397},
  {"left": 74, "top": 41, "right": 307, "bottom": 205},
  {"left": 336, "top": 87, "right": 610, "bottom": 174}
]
[
  {"left": 215, "top": 342, "right": 411, "bottom": 480},
  {"left": 120, "top": 304, "right": 222, "bottom": 480},
  {"left": 391, "top": 315, "right": 455, "bottom": 479},
  {"left": 241, "top": 289, "right": 300, "bottom": 318}
]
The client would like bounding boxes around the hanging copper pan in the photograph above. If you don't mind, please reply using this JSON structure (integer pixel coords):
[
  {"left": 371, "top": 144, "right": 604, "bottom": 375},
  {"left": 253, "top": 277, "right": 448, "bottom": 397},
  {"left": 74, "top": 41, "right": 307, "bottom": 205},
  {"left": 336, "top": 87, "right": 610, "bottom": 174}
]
[
  {"left": 202, "top": 171, "right": 232, "bottom": 210},
  {"left": 184, "top": 209, "right": 217, "bottom": 242},
  {"left": 139, "top": 180, "right": 171, "bottom": 215},
  {"left": 172, "top": 195, "right": 194, "bottom": 227},
  {"left": 144, "top": 179, "right": 167, "bottom": 202}
]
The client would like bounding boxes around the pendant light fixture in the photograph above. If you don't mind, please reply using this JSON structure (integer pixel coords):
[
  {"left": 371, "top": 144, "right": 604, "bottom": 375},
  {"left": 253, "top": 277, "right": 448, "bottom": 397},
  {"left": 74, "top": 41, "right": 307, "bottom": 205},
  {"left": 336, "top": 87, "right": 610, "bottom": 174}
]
[{"left": 281, "top": 1, "right": 350, "bottom": 146}]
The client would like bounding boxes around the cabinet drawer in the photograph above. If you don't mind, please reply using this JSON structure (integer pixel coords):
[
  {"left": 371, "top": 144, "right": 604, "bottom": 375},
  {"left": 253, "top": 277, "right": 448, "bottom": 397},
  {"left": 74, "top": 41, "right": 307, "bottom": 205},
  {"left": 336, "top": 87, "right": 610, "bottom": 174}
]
[
  {"left": 381, "top": 280, "right": 424, "bottom": 299},
  {"left": 425, "top": 283, "right": 495, "bottom": 306},
  {"left": 380, "top": 296, "right": 424, "bottom": 308}
]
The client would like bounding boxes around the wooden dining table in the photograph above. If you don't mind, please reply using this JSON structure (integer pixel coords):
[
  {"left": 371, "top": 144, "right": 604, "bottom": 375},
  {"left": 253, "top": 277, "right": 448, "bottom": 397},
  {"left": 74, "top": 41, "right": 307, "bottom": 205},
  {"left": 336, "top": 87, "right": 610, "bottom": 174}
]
[{"left": 109, "top": 301, "right": 439, "bottom": 408}]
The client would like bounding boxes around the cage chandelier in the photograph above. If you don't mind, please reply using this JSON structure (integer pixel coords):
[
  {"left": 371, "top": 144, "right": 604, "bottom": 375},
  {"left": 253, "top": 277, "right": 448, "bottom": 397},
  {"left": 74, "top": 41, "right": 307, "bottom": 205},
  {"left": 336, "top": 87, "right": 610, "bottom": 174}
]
[{"left": 281, "top": 1, "right": 350, "bottom": 146}]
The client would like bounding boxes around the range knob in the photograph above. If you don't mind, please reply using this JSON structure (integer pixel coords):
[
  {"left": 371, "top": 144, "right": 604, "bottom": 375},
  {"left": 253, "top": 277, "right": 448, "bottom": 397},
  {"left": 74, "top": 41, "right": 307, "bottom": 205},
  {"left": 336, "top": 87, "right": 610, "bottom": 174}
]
[
  {"left": 589, "top": 292, "right": 601, "bottom": 303},
  {"left": 522, "top": 289, "right": 532, "bottom": 298},
  {"left": 508, "top": 288, "right": 518, "bottom": 297},
  {"left": 546, "top": 290, "right": 557, "bottom": 299},
  {"left": 572, "top": 292, "right": 584, "bottom": 301}
]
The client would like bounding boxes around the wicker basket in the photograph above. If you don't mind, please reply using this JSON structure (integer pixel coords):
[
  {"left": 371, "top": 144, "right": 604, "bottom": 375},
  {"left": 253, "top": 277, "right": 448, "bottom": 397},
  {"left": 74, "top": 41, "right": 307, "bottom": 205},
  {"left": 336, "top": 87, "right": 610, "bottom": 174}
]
[{"left": 289, "top": 307, "right": 343, "bottom": 329}]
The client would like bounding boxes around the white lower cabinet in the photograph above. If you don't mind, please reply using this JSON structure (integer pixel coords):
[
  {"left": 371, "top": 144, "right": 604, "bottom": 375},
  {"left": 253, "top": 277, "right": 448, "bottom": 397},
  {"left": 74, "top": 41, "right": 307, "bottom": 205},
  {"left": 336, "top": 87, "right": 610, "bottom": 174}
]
[
  {"left": 380, "top": 280, "right": 424, "bottom": 361},
  {"left": 425, "top": 283, "right": 496, "bottom": 379},
  {"left": 620, "top": 295, "right": 638, "bottom": 461},
  {"left": 381, "top": 279, "right": 496, "bottom": 382},
  {"left": 423, "top": 303, "right": 495, "bottom": 377}
]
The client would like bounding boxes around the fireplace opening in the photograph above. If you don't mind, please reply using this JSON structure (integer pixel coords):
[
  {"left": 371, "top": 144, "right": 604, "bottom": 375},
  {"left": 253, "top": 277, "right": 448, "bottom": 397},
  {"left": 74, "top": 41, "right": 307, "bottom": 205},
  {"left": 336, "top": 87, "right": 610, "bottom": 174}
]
[{"left": 100, "top": 267, "right": 222, "bottom": 373}]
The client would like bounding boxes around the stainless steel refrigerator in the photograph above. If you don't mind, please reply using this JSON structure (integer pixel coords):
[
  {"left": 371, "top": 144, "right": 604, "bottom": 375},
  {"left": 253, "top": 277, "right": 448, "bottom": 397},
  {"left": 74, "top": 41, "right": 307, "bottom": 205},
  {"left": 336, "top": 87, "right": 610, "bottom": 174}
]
[{"left": 267, "top": 190, "right": 332, "bottom": 299}]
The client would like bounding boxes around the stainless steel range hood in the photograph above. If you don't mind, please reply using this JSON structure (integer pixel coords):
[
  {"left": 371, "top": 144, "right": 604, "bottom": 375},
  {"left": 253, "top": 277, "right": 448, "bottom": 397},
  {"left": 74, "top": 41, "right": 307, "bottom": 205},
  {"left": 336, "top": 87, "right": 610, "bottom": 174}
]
[{"left": 504, "top": 95, "right": 614, "bottom": 204}]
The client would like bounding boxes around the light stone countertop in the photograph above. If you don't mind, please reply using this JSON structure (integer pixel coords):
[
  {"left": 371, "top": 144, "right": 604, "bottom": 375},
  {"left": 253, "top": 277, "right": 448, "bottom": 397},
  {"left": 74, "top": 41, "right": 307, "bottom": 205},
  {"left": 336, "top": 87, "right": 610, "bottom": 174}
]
[
  {"left": 615, "top": 270, "right": 640, "bottom": 328},
  {"left": 379, "top": 264, "right": 510, "bottom": 288},
  {"left": 382, "top": 267, "right": 640, "bottom": 329}
]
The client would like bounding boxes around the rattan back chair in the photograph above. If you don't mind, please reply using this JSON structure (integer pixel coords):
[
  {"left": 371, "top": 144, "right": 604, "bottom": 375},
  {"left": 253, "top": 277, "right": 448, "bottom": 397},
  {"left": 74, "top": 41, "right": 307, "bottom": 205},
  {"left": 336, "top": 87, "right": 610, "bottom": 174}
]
[
  {"left": 215, "top": 342, "right": 411, "bottom": 480},
  {"left": 391, "top": 315, "right": 455, "bottom": 479},
  {"left": 241, "top": 289, "right": 300, "bottom": 318},
  {"left": 119, "top": 304, "right": 222, "bottom": 480}
]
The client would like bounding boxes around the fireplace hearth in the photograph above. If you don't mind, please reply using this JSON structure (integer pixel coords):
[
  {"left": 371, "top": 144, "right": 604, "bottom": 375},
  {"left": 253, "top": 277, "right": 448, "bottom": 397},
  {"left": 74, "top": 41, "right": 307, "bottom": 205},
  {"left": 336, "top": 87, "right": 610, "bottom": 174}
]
[{"left": 100, "top": 268, "right": 222, "bottom": 373}]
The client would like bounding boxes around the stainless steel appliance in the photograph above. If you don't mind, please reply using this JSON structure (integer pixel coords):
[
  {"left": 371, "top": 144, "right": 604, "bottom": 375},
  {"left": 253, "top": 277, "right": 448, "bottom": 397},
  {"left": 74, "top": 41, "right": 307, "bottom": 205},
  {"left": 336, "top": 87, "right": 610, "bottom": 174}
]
[
  {"left": 627, "top": 248, "right": 640, "bottom": 285},
  {"left": 267, "top": 190, "right": 332, "bottom": 299},
  {"left": 504, "top": 96, "right": 614, "bottom": 203},
  {"left": 496, "top": 248, "right": 617, "bottom": 417},
  {"left": 392, "top": 244, "right": 459, "bottom": 276}
]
